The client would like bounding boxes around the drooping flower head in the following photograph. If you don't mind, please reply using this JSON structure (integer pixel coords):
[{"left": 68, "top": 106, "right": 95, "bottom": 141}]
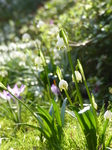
[
  {"left": 104, "top": 110, "right": 112, "bottom": 120},
  {"left": 22, "top": 33, "right": 30, "bottom": 42},
  {"left": 56, "top": 34, "right": 65, "bottom": 49},
  {"left": 72, "top": 71, "right": 82, "bottom": 83},
  {"left": 59, "top": 79, "right": 68, "bottom": 91},
  {"left": 35, "top": 56, "right": 42, "bottom": 66}
]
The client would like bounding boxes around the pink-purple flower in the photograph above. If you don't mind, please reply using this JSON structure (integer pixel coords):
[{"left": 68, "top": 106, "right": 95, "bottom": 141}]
[
  {"left": 0, "top": 84, "right": 25, "bottom": 100},
  {"left": 51, "top": 84, "right": 60, "bottom": 95},
  {"left": 0, "top": 90, "right": 10, "bottom": 100}
]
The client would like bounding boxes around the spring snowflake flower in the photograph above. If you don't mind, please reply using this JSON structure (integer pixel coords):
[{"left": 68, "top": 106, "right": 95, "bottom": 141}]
[
  {"left": 59, "top": 79, "right": 68, "bottom": 91},
  {"left": 56, "top": 34, "right": 65, "bottom": 48},
  {"left": 72, "top": 71, "right": 82, "bottom": 83},
  {"left": 104, "top": 110, "right": 112, "bottom": 120},
  {"left": 22, "top": 33, "right": 30, "bottom": 42},
  {"left": 35, "top": 56, "right": 42, "bottom": 66}
]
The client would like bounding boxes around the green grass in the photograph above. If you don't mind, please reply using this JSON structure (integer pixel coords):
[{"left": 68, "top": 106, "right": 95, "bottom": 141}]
[{"left": 0, "top": 112, "right": 86, "bottom": 150}]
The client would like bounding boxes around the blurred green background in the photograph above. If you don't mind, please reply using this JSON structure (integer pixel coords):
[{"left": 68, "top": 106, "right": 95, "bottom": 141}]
[{"left": 0, "top": 0, "right": 112, "bottom": 108}]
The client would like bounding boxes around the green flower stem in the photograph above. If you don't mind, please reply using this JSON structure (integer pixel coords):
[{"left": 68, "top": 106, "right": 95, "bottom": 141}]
[
  {"left": 40, "top": 50, "right": 52, "bottom": 99},
  {"left": 60, "top": 28, "right": 83, "bottom": 108},
  {"left": 67, "top": 52, "right": 83, "bottom": 108},
  {"left": 102, "top": 119, "right": 109, "bottom": 149},
  {"left": 8, "top": 100, "right": 17, "bottom": 122},
  {"left": 18, "top": 102, "right": 21, "bottom": 123},
  {"left": 64, "top": 89, "right": 73, "bottom": 105},
  {"left": 44, "top": 65, "right": 53, "bottom": 99}
]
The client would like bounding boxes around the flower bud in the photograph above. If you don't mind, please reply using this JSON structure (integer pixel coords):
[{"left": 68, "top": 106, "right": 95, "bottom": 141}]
[{"left": 91, "top": 94, "right": 97, "bottom": 110}]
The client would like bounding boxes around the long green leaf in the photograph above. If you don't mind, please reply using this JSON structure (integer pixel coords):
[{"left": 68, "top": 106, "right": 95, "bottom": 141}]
[
  {"left": 36, "top": 104, "right": 58, "bottom": 132},
  {"left": 36, "top": 112, "right": 57, "bottom": 135},
  {"left": 73, "top": 106, "right": 97, "bottom": 150},
  {"left": 51, "top": 99, "right": 62, "bottom": 127},
  {"left": 61, "top": 98, "right": 67, "bottom": 127}
]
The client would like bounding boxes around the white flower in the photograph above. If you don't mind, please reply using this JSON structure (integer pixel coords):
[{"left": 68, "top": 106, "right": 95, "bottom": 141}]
[
  {"left": 56, "top": 34, "right": 65, "bottom": 48},
  {"left": 104, "top": 110, "right": 112, "bottom": 120},
  {"left": 59, "top": 79, "right": 68, "bottom": 91},
  {"left": 72, "top": 71, "right": 82, "bottom": 83},
  {"left": 22, "top": 33, "right": 30, "bottom": 42},
  {"left": 36, "top": 20, "right": 45, "bottom": 28},
  {"left": 35, "top": 56, "right": 42, "bottom": 66}
]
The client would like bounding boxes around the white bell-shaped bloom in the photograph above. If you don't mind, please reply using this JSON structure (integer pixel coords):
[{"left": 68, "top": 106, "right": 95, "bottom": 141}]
[
  {"left": 72, "top": 71, "right": 82, "bottom": 83},
  {"left": 35, "top": 56, "right": 42, "bottom": 66},
  {"left": 56, "top": 34, "right": 65, "bottom": 48},
  {"left": 22, "top": 33, "right": 30, "bottom": 42},
  {"left": 104, "top": 110, "right": 112, "bottom": 120},
  {"left": 59, "top": 79, "right": 68, "bottom": 91}
]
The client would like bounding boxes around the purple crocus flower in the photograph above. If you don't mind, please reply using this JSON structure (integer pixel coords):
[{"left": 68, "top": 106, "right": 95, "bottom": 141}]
[
  {"left": 7, "top": 84, "right": 25, "bottom": 99},
  {"left": 0, "top": 84, "right": 25, "bottom": 100},
  {"left": 51, "top": 84, "right": 60, "bottom": 95},
  {"left": 0, "top": 90, "right": 11, "bottom": 100}
]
